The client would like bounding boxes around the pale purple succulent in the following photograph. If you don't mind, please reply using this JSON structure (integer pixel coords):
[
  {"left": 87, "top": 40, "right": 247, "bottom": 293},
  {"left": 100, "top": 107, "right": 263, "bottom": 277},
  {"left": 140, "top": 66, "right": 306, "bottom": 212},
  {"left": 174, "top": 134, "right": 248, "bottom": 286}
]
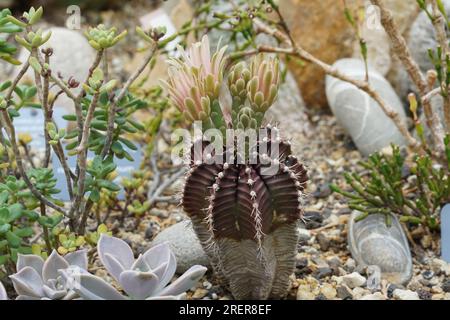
[
  {"left": 9, "top": 250, "right": 88, "bottom": 300},
  {"left": 60, "top": 234, "right": 207, "bottom": 300},
  {"left": 0, "top": 281, "right": 7, "bottom": 300}
]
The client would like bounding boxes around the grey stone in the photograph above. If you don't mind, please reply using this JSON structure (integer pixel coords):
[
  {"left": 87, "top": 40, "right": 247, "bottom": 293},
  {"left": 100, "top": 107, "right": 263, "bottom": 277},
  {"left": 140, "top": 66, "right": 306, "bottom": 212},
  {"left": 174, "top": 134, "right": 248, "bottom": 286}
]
[
  {"left": 348, "top": 211, "right": 413, "bottom": 285},
  {"left": 393, "top": 289, "right": 420, "bottom": 300},
  {"left": 16, "top": 27, "right": 96, "bottom": 111},
  {"left": 151, "top": 220, "right": 210, "bottom": 274},
  {"left": 325, "top": 58, "right": 407, "bottom": 156},
  {"left": 340, "top": 272, "right": 367, "bottom": 289},
  {"left": 441, "top": 204, "right": 450, "bottom": 263}
]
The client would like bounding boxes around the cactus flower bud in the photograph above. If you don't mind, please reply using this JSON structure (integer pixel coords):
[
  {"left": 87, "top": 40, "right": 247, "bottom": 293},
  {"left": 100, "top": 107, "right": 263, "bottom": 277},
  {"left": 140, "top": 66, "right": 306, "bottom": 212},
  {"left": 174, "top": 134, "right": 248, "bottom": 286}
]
[
  {"left": 163, "top": 35, "right": 227, "bottom": 123},
  {"left": 247, "top": 54, "right": 280, "bottom": 113}
]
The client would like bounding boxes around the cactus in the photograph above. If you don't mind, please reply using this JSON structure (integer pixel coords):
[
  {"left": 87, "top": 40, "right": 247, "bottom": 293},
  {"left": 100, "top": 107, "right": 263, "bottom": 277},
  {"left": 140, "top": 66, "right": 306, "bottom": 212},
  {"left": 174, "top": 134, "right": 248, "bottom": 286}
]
[{"left": 165, "top": 36, "right": 308, "bottom": 299}]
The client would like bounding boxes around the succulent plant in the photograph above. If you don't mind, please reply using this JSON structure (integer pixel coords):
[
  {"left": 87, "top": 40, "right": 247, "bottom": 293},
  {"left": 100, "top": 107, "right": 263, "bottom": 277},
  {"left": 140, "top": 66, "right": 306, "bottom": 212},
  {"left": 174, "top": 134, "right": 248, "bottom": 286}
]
[
  {"left": 9, "top": 250, "right": 88, "bottom": 300},
  {"left": 166, "top": 36, "right": 309, "bottom": 299},
  {"left": 0, "top": 280, "right": 7, "bottom": 300},
  {"left": 60, "top": 234, "right": 207, "bottom": 300}
]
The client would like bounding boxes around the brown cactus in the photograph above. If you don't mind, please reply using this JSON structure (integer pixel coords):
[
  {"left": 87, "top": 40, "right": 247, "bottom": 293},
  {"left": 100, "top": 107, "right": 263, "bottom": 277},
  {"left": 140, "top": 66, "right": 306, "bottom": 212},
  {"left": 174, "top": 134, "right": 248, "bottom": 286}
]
[{"left": 182, "top": 127, "right": 308, "bottom": 299}]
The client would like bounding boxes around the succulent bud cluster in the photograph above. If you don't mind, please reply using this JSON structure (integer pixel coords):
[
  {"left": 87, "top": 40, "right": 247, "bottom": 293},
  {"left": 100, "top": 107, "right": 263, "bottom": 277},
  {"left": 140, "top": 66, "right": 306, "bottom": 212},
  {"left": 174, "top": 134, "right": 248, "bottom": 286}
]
[
  {"left": 167, "top": 37, "right": 309, "bottom": 299},
  {"left": 85, "top": 24, "right": 127, "bottom": 51},
  {"left": 163, "top": 36, "right": 227, "bottom": 131}
]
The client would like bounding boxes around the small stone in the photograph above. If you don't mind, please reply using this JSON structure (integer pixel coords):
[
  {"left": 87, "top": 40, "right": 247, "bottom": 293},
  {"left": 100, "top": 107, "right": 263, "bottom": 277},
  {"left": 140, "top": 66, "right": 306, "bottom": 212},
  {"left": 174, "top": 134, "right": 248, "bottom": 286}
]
[
  {"left": 341, "top": 272, "right": 367, "bottom": 289},
  {"left": 422, "top": 270, "right": 434, "bottom": 280},
  {"left": 431, "top": 259, "right": 450, "bottom": 276},
  {"left": 297, "top": 228, "right": 312, "bottom": 244},
  {"left": 393, "top": 289, "right": 420, "bottom": 300},
  {"left": 420, "top": 235, "right": 432, "bottom": 249},
  {"left": 352, "top": 287, "right": 371, "bottom": 299},
  {"left": 203, "top": 281, "right": 212, "bottom": 290},
  {"left": 442, "top": 279, "right": 450, "bottom": 293},
  {"left": 303, "top": 211, "right": 323, "bottom": 229},
  {"left": 192, "top": 289, "right": 209, "bottom": 299},
  {"left": 316, "top": 232, "right": 330, "bottom": 251},
  {"left": 313, "top": 184, "right": 331, "bottom": 199},
  {"left": 315, "top": 267, "right": 333, "bottom": 279},
  {"left": 387, "top": 284, "right": 401, "bottom": 299},
  {"left": 417, "top": 289, "right": 432, "bottom": 300},
  {"left": 149, "top": 208, "right": 170, "bottom": 218},
  {"left": 320, "top": 284, "right": 337, "bottom": 299},
  {"left": 296, "top": 257, "right": 309, "bottom": 270},
  {"left": 327, "top": 256, "right": 342, "bottom": 269},
  {"left": 336, "top": 285, "right": 353, "bottom": 300},
  {"left": 297, "top": 285, "right": 316, "bottom": 300},
  {"left": 360, "top": 292, "right": 386, "bottom": 300},
  {"left": 344, "top": 258, "right": 356, "bottom": 272}
]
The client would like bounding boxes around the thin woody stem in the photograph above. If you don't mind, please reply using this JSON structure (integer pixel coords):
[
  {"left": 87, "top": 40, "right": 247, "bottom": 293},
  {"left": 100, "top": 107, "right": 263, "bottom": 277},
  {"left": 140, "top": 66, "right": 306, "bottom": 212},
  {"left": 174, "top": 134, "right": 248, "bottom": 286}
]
[
  {"left": 370, "top": 0, "right": 446, "bottom": 152},
  {"left": 100, "top": 43, "right": 157, "bottom": 158},
  {"left": 0, "top": 58, "right": 67, "bottom": 215},
  {"left": 251, "top": 18, "right": 420, "bottom": 150}
]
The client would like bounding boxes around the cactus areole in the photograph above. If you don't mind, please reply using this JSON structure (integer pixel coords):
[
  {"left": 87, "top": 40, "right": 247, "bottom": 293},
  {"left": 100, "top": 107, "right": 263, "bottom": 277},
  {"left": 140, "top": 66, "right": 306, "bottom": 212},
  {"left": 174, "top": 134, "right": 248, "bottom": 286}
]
[{"left": 165, "top": 36, "right": 308, "bottom": 299}]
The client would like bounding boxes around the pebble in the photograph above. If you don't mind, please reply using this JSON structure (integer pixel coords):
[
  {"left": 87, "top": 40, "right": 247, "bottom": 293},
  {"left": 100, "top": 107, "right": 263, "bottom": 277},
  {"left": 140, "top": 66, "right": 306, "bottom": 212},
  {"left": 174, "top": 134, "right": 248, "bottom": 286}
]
[
  {"left": 297, "top": 285, "right": 316, "bottom": 300},
  {"left": 336, "top": 285, "right": 353, "bottom": 300},
  {"left": 431, "top": 259, "right": 450, "bottom": 276},
  {"left": 442, "top": 279, "right": 450, "bottom": 293},
  {"left": 393, "top": 289, "right": 420, "bottom": 300},
  {"left": 192, "top": 289, "right": 209, "bottom": 299},
  {"left": 302, "top": 211, "right": 323, "bottom": 229},
  {"left": 313, "top": 184, "right": 332, "bottom": 199},
  {"left": 340, "top": 272, "right": 367, "bottom": 289},
  {"left": 297, "top": 228, "right": 312, "bottom": 244},
  {"left": 360, "top": 292, "right": 386, "bottom": 300},
  {"left": 320, "top": 283, "right": 337, "bottom": 299},
  {"left": 316, "top": 233, "right": 330, "bottom": 251},
  {"left": 344, "top": 258, "right": 356, "bottom": 272},
  {"left": 315, "top": 267, "right": 333, "bottom": 279}
]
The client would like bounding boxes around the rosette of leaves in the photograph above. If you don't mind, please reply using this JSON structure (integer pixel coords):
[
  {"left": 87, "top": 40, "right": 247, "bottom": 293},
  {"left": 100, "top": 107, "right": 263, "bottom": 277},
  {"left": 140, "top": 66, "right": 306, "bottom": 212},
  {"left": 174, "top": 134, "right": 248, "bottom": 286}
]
[
  {"left": 165, "top": 37, "right": 308, "bottom": 299},
  {"left": 331, "top": 141, "right": 450, "bottom": 230},
  {"left": 9, "top": 250, "right": 88, "bottom": 300},
  {"left": 0, "top": 9, "right": 22, "bottom": 65},
  {"left": 59, "top": 235, "right": 207, "bottom": 300},
  {"left": 63, "top": 91, "right": 146, "bottom": 160}
]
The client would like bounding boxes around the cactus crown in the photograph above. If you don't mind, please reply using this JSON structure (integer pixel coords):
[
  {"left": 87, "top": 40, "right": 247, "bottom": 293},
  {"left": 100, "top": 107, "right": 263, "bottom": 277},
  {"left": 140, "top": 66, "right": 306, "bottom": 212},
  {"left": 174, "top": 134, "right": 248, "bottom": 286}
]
[{"left": 166, "top": 36, "right": 308, "bottom": 300}]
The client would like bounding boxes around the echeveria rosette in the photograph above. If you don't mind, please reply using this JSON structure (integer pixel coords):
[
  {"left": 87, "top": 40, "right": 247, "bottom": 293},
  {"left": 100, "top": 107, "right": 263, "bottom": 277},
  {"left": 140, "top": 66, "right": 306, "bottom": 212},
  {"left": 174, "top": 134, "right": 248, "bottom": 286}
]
[
  {"left": 0, "top": 281, "right": 7, "bottom": 300},
  {"left": 62, "top": 234, "right": 207, "bottom": 300},
  {"left": 9, "top": 250, "right": 88, "bottom": 300},
  {"left": 163, "top": 35, "right": 228, "bottom": 132}
]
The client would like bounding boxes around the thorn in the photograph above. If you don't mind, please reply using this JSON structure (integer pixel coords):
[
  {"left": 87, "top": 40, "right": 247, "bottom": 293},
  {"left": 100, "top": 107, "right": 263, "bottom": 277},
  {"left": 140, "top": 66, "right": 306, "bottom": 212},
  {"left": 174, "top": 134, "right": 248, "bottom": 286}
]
[
  {"left": 224, "top": 162, "right": 229, "bottom": 169},
  {"left": 250, "top": 191, "right": 256, "bottom": 199},
  {"left": 245, "top": 167, "right": 251, "bottom": 174},
  {"left": 295, "top": 181, "right": 301, "bottom": 187},
  {"left": 213, "top": 183, "right": 219, "bottom": 191},
  {"left": 247, "top": 179, "right": 254, "bottom": 186},
  {"left": 290, "top": 172, "right": 296, "bottom": 179},
  {"left": 218, "top": 172, "right": 224, "bottom": 179}
]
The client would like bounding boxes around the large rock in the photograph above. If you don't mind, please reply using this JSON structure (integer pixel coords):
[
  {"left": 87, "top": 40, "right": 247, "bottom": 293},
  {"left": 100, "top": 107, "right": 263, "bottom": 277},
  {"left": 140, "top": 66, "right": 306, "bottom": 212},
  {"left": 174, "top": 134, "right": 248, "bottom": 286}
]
[
  {"left": 325, "top": 58, "right": 407, "bottom": 156},
  {"left": 348, "top": 211, "right": 412, "bottom": 285},
  {"left": 151, "top": 220, "right": 210, "bottom": 274},
  {"left": 16, "top": 27, "right": 96, "bottom": 110},
  {"left": 280, "top": 0, "right": 360, "bottom": 109}
]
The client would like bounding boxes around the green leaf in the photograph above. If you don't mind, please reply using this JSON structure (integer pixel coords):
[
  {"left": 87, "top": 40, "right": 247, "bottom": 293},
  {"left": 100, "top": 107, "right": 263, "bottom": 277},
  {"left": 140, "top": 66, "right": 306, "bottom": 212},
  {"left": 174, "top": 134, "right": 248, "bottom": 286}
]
[{"left": 6, "top": 230, "right": 21, "bottom": 248}]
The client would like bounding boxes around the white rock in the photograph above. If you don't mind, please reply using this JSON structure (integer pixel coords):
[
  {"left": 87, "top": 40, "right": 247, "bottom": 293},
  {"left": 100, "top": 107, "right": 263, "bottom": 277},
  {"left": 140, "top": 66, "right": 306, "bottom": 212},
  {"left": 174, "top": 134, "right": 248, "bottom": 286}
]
[
  {"left": 341, "top": 272, "right": 367, "bottom": 289},
  {"left": 325, "top": 58, "right": 407, "bottom": 156},
  {"left": 344, "top": 258, "right": 356, "bottom": 272},
  {"left": 297, "top": 228, "right": 312, "bottom": 242},
  {"left": 431, "top": 258, "right": 450, "bottom": 276},
  {"left": 16, "top": 27, "right": 96, "bottom": 111},
  {"left": 360, "top": 292, "right": 386, "bottom": 300},
  {"left": 297, "top": 285, "right": 316, "bottom": 300},
  {"left": 151, "top": 220, "right": 210, "bottom": 274},
  {"left": 393, "top": 289, "right": 420, "bottom": 300},
  {"left": 320, "top": 283, "right": 337, "bottom": 299}
]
